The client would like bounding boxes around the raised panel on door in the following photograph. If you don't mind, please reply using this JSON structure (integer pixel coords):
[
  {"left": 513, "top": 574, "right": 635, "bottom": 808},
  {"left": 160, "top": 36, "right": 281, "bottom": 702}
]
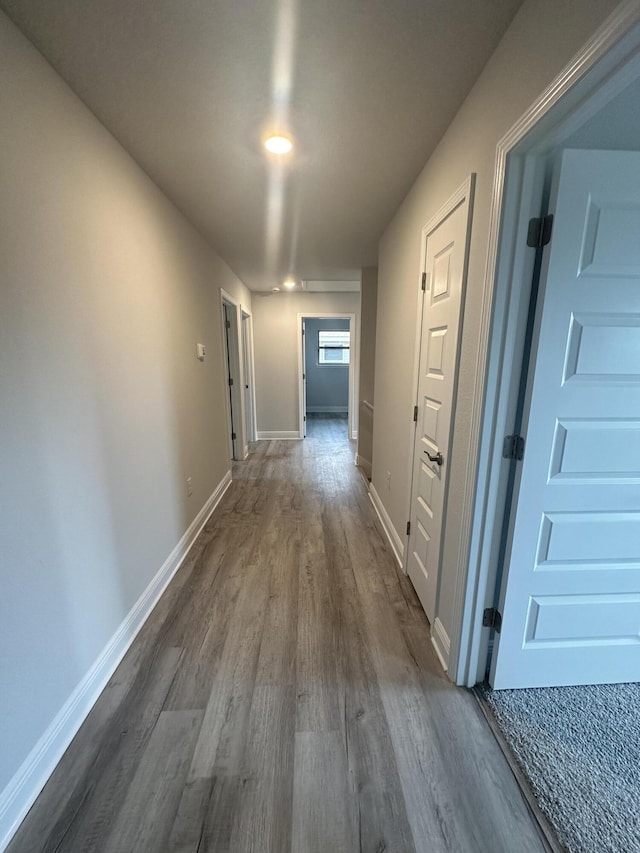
[{"left": 491, "top": 150, "right": 640, "bottom": 689}]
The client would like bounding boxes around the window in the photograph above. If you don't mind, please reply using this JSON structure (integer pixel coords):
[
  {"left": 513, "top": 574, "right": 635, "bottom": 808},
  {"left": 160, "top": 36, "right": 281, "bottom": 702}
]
[{"left": 318, "top": 329, "right": 350, "bottom": 365}]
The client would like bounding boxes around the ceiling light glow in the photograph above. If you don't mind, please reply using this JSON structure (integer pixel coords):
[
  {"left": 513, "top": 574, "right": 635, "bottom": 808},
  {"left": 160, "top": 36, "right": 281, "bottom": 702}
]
[
  {"left": 283, "top": 279, "right": 297, "bottom": 289},
  {"left": 265, "top": 135, "right": 293, "bottom": 154}
]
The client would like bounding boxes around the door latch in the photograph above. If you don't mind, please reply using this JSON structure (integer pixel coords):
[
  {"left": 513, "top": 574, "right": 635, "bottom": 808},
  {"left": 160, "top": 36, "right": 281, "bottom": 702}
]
[{"left": 424, "top": 449, "right": 443, "bottom": 466}]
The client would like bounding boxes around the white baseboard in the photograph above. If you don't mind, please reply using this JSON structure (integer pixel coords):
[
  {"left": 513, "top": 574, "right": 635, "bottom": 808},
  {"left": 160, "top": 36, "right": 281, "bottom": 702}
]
[
  {"left": 306, "top": 406, "right": 348, "bottom": 413},
  {"left": 257, "top": 430, "right": 301, "bottom": 440},
  {"left": 0, "top": 471, "right": 232, "bottom": 853},
  {"left": 431, "top": 617, "right": 451, "bottom": 672},
  {"left": 355, "top": 453, "right": 372, "bottom": 480},
  {"left": 369, "top": 484, "right": 404, "bottom": 569}
]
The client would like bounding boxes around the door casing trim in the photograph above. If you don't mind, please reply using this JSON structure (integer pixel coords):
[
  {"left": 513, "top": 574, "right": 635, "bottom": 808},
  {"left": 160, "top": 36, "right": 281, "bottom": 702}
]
[{"left": 453, "top": 1, "right": 640, "bottom": 686}]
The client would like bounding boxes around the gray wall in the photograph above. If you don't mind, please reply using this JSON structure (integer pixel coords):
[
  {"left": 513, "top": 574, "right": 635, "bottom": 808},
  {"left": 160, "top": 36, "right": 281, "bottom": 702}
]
[
  {"left": 357, "top": 267, "right": 378, "bottom": 478},
  {"left": 0, "top": 10, "right": 251, "bottom": 796},
  {"left": 304, "top": 318, "right": 350, "bottom": 412},
  {"left": 372, "top": 0, "right": 620, "bottom": 660},
  {"left": 252, "top": 291, "right": 359, "bottom": 434}
]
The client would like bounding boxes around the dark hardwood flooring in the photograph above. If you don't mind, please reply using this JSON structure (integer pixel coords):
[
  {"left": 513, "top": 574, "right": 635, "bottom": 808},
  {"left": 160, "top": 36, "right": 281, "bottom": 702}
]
[{"left": 8, "top": 415, "right": 547, "bottom": 852}]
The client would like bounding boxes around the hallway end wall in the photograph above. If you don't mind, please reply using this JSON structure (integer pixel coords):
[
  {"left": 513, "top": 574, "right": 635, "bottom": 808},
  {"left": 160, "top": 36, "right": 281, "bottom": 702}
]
[
  {"left": 372, "top": 0, "right": 620, "bottom": 668},
  {"left": 252, "top": 292, "right": 360, "bottom": 436}
]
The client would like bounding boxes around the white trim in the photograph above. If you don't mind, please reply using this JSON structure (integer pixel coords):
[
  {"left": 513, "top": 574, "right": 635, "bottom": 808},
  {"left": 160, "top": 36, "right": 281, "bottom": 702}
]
[
  {"left": 297, "top": 313, "right": 359, "bottom": 442},
  {"left": 241, "top": 309, "right": 258, "bottom": 444},
  {"left": 369, "top": 484, "right": 404, "bottom": 569},
  {"left": 356, "top": 453, "right": 372, "bottom": 480},
  {"left": 453, "top": 2, "right": 640, "bottom": 686},
  {"left": 220, "top": 289, "right": 247, "bottom": 462},
  {"left": 306, "top": 406, "right": 348, "bottom": 413},
  {"left": 257, "top": 430, "right": 302, "bottom": 440},
  {"left": 0, "top": 472, "right": 232, "bottom": 853},
  {"left": 431, "top": 617, "right": 451, "bottom": 672}
]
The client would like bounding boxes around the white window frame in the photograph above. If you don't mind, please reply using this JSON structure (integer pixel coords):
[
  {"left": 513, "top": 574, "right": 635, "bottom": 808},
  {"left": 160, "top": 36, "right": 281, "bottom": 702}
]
[{"left": 317, "top": 329, "right": 350, "bottom": 366}]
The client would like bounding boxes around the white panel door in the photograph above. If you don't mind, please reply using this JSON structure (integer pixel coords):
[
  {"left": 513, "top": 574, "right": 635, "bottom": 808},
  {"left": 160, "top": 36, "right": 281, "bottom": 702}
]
[
  {"left": 408, "top": 188, "right": 473, "bottom": 625},
  {"left": 492, "top": 149, "right": 640, "bottom": 689}
]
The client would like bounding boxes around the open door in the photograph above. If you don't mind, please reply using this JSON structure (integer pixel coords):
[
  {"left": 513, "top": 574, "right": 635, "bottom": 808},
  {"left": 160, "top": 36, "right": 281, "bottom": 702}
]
[{"left": 491, "top": 149, "right": 640, "bottom": 689}]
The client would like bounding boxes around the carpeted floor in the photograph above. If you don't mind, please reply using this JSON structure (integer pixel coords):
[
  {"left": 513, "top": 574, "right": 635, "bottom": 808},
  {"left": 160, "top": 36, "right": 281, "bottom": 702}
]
[{"left": 480, "top": 682, "right": 640, "bottom": 853}]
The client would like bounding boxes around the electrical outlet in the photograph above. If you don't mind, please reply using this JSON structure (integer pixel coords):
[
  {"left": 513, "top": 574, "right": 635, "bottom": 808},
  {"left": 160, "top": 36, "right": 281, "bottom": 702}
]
[
  {"left": 186, "top": 477, "right": 193, "bottom": 497},
  {"left": 386, "top": 471, "right": 391, "bottom": 490}
]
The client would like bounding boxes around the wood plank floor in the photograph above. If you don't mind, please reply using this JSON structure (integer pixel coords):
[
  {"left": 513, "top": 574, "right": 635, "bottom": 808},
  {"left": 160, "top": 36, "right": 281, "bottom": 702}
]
[{"left": 8, "top": 414, "right": 548, "bottom": 853}]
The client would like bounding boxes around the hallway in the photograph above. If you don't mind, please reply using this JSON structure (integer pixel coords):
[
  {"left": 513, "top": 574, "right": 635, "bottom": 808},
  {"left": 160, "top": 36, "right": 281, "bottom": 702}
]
[{"left": 8, "top": 417, "right": 546, "bottom": 853}]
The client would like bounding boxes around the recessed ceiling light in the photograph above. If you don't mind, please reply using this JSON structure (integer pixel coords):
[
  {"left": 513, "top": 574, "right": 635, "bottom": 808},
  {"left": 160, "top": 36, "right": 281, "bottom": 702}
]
[
  {"left": 264, "top": 135, "right": 293, "bottom": 154},
  {"left": 283, "top": 279, "right": 297, "bottom": 289},
  {"left": 272, "top": 287, "right": 280, "bottom": 292}
]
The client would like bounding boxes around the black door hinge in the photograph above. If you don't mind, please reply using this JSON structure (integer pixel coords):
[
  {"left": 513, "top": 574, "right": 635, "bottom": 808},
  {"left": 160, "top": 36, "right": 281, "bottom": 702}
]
[
  {"left": 527, "top": 214, "right": 553, "bottom": 248},
  {"left": 231, "top": 431, "right": 236, "bottom": 440},
  {"left": 225, "top": 319, "right": 231, "bottom": 329},
  {"left": 413, "top": 405, "right": 418, "bottom": 422},
  {"left": 406, "top": 521, "right": 411, "bottom": 536},
  {"left": 228, "top": 377, "right": 234, "bottom": 386},
  {"left": 502, "top": 434, "right": 525, "bottom": 460},
  {"left": 483, "top": 607, "right": 502, "bottom": 632},
  {"left": 421, "top": 272, "right": 427, "bottom": 291}
]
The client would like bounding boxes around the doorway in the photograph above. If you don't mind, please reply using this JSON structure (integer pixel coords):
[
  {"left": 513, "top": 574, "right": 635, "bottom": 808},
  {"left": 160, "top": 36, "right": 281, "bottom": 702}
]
[
  {"left": 221, "top": 290, "right": 254, "bottom": 462},
  {"left": 492, "top": 147, "right": 640, "bottom": 688},
  {"left": 241, "top": 310, "right": 257, "bottom": 445},
  {"left": 297, "top": 313, "right": 357, "bottom": 440},
  {"left": 455, "top": 20, "right": 640, "bottom": 689}
]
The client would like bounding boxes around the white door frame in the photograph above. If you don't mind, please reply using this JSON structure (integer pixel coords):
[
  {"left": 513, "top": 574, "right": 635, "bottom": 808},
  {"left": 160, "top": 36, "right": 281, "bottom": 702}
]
[
  {"left": 220, "top": 289, "right": 250, "bottom": 461},
  {"left": 451, "top": 3, "right": 640, "bottom": 686},
  {"left": 297, "top": 313, "right": 358, "bottom": 440},
  {"left": 241, "top": 309, "right": 258, "bottom": 445}
]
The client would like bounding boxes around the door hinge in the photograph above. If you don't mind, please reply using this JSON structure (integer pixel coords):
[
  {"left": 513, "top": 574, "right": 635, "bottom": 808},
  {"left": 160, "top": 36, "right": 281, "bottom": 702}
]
[
  {"left": 303, "top": 373, "right": 306, "bottom": 380},
  {"left": 231, "top": 431, "right": 236, "bottom": 440},
  {"left": 483, "top": 607, "right": 502, "bottom": 632},
  {"left": 526, "top": 214, "right": 553, "bottom": 248},
  {"left": 406, "top": 521, "right": 411, "bottom": 536},
  {"left": 413, "top": 405, "right": 418, "bottom": 422},
  {"left": 225, "top": 319, "right": 231, "bottom": 329},
  {"left": 228, "top": 377, "right": 234, "bottom": 386},
  {"left": 421, "top": 272, "right": 427, "bottom": 291},
  {"left": 502, "top": 434, "right": 525, "bottom": 460}
]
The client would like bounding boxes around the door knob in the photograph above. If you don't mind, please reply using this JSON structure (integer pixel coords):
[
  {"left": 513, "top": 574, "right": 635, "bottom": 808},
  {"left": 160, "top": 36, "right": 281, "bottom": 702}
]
[{"left": 424, "top": 449, "right": 444, "bottom": 466}]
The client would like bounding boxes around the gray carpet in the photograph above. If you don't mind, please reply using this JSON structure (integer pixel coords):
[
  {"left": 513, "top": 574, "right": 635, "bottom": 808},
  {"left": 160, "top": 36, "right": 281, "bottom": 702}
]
[{"left": 481, "top": 683, "right": 640, "bottom": 853}]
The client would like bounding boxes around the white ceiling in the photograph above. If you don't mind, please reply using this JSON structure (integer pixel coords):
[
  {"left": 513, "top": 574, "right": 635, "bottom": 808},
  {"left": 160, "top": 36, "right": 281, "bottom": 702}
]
[{"left": 1, "top": 0, "right": 523, "bottom": 291}]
